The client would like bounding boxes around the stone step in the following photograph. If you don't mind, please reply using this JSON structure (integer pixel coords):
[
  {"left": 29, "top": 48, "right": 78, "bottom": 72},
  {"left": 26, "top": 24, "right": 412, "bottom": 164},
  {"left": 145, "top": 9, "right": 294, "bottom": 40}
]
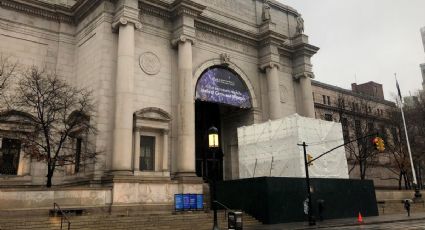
[{"left": 0, "top": 210, "right": 262, "bottom": 230}]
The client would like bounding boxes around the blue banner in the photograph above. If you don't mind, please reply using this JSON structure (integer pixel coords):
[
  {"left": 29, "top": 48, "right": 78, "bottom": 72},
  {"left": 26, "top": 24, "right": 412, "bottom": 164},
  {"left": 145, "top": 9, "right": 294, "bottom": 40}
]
[
  {"left": 183, "top": 194, "right": 190, "bottom": 210},
  {"left": 175, "top": 194, "right": 183, "bottom": 211},
  {"left": 189, "top": 194, "right": 197, "bottom": 209},
  {"left": 195, "top": 67, "right": 252, "bottom": 108},
  {"left": 196, "top": 194, "right": 204, "bottom": 210}
]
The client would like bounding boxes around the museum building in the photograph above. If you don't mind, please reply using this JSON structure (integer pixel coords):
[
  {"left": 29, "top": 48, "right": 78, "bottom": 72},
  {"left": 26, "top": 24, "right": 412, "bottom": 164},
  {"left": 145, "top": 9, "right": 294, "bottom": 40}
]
[{"left": 0, "top": 0, "right": 322, "bottom": 209}]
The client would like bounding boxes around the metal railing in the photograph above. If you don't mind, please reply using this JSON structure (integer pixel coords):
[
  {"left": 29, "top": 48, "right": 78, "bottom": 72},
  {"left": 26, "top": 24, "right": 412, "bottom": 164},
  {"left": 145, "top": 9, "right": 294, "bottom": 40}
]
[
  {"left": 53, "top": 203, "right": 71, "bottom": 230},
  {"left": 213, "top": 200, "right": 234, "bottom": 221}
]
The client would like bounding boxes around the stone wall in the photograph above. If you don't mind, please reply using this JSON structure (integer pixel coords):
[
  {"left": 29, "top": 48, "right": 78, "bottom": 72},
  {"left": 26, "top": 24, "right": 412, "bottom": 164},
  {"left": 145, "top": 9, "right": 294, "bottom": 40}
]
[{"left": 0, "top": 188, "right": 111, "bottom": 210}]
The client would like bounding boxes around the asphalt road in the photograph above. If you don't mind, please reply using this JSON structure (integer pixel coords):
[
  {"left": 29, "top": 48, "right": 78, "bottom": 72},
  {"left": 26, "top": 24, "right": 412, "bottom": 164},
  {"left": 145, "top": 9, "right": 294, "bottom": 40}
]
[{"left": 326, "top": 219, "right": 425, "bottom": 229}]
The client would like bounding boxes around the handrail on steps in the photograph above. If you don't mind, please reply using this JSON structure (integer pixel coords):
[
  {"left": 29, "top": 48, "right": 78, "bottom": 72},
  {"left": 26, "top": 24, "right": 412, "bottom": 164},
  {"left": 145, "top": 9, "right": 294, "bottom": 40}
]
[
  {"left": 213, "top": 200, "right": 238, "bottom": 221},
  {"left": 53, "top": 203, "right": 71, "bottom": 230}
]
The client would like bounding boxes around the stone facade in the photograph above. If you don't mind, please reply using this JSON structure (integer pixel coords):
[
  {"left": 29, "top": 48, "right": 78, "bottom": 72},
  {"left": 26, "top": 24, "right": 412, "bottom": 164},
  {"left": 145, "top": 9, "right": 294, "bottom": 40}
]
[
  {"left": 421, "top": 27, "right": 425, "bottom": 92},
  {"left": 0, "top": 0, "right": 319, "bottom": 208},
  {"left": 312, "top": 80, "right": 399, "bottom": 188}
]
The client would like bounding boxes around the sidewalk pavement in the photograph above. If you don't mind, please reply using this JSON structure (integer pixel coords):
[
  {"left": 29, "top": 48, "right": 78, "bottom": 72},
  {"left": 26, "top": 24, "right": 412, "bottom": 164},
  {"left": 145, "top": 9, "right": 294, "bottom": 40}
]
[{"left": 246, "top": 212, "right": 425, "bottom": 230}]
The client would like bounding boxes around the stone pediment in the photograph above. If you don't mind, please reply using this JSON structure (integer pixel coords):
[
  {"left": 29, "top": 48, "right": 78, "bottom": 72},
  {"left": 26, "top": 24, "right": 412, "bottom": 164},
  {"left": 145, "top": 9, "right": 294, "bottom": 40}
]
[
  {"left": 0, "top": 110, "right": 35, "bottom": 124},
  {"left": 134, "top": 107, "right": 171, "bottom": 122}
]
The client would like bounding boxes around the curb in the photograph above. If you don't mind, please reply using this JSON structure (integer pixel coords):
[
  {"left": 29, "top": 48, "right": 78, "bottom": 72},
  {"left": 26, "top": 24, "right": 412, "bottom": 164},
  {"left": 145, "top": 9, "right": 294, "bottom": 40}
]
[{"left": 292, "top": 216, "right": 425, "bottom": 229}]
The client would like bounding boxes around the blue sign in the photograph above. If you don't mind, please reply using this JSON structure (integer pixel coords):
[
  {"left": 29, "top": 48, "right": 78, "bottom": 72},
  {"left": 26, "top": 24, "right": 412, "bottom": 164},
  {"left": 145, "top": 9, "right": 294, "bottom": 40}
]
[
  {"left": 189, "top": 194, "right": 197, "bottom": 209},
  {"left": 196, "top": 194, "right": 204, "bottom": 210},
  {"left": 183, "top": 194, "right": 190, "bottom": 210},
  {"left": 195, "top": 67, "right": 252, "bottom": 108},
  {"left": 175, "top": 194, "right": 183, "bottom": 211}
]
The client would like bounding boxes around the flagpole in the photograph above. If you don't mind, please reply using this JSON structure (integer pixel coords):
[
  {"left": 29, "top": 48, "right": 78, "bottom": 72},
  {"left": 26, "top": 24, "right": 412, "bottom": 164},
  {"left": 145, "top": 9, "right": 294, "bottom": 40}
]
[
  {"left": 395, "top": 74, "right": 421, "bottom": 200},
  {"left": 398, "top": 97, "right": 417, "bottom": 185}
]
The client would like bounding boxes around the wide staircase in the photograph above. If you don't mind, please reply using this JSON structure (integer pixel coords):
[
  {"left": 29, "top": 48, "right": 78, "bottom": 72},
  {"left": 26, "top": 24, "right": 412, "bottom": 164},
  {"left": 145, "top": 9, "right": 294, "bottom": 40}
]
[{"left": 0, "top": 208, "right": 262, "bottom": 230}]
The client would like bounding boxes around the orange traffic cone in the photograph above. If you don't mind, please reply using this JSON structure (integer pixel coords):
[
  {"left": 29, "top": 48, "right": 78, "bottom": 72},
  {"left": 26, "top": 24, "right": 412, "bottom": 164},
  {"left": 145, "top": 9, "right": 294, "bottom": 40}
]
[{"left": 357, "top": 212, "right": 363, "bottom": 223}]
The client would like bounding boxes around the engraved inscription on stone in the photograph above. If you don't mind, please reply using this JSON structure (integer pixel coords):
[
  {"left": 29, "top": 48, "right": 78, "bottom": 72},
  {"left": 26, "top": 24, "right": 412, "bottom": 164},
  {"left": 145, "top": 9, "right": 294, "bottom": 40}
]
[
  {"left": 196, "top": 31, "right": 256, "bottom": 56},
  {"left": 197, "top": 0, "right": 254, "bottom": 21},
  {"left": 139, "top": 52, "right": 161, "bottom": 75}
]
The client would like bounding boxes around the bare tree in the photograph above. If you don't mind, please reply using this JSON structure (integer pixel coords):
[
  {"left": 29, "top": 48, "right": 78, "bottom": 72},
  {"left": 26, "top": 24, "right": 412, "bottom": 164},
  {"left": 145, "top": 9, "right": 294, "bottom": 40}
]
[
  {"left": 384, "top": 109, "right": 412, "bottom": 189},
  {"left": 0, "top": 54, "right": 17, "bottom": 99},
  {"left": 329, "top": 94, "right": 383, "bottom": 180},
  {"left": 11, "top": 66, "right": 96, "bottom": 187}
]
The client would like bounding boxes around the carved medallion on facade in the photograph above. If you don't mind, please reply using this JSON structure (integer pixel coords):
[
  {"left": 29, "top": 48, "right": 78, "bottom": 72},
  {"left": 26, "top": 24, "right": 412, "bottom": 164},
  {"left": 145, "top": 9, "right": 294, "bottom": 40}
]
[{"left": 139, "top": 52, "right": 160, "bottom": 75}]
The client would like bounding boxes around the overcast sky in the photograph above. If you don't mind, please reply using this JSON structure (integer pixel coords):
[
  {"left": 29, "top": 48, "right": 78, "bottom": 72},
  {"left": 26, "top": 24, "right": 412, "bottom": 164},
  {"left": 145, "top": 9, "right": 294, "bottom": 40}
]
[{"left": 279, "top": 0, "right": 425, "bottom": 101}]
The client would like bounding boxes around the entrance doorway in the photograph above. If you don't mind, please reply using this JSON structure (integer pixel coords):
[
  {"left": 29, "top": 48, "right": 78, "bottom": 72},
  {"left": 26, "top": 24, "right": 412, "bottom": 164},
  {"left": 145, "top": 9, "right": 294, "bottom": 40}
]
[
  {"left": 195, "top": 101, "right": 223, "bottom": 181},
  {"left": 194, "top": 65, "right": 254, "bottom": 181}
]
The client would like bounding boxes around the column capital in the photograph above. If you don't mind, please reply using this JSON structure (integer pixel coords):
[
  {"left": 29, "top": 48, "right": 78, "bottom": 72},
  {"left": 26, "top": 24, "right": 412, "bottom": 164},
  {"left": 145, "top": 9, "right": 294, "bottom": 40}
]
[
  {"left": 293, "top": 72, "right": 314, "bottom": 80},
  {"left": 112, "top": 3, "right": 142, "bottom": 32},
  {"left": 260, "top": 62, "right": 281, "bottom": 71},
  {"left": 171, "top": 35, "right": 196, "bottom": 47},
  {"left": 112, "top": 17, "right": 142, "bottom": 31}
]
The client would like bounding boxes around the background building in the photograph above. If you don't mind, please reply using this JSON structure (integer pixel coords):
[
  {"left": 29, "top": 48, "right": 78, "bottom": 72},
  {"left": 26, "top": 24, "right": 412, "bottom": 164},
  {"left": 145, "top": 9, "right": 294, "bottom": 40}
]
[
  {"left": 312, "top": 80, "right": 399, "bottom": 188},
  {"left": 421, "top": 27, "right": 425, "bottom": 93}
]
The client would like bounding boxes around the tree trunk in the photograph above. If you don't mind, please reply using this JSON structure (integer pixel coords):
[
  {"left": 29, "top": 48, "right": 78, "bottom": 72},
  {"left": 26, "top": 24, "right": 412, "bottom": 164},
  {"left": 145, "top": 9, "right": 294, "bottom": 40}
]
[
  {"left": 359, "top": 161, "right": 366, "bottom": 180},
  {"left": 398, "top": 172, "right": 402, "bottom": 190},
  {"left": 46, "top": 167, "right": 54, "bottom": 188}
]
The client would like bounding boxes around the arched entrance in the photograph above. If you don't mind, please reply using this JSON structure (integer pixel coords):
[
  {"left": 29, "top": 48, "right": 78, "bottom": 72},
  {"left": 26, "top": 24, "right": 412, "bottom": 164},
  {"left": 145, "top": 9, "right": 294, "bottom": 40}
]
[{"left": 194, "top": 65, "right": 254, "bottom": 181}]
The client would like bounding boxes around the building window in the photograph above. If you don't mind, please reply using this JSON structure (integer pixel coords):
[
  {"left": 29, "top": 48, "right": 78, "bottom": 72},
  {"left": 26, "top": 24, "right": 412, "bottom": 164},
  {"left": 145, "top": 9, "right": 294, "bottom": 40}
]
[
  {"left": 341, "top": 118, "right": 350, "bottom": 142},
  {"left": 327, "top": 96, "right": 331, "bottom": 105},
  {"left": 322, "top": 95, "right": 326, "bottom": 104},
  {"left": 324, "top": 114, "right": 333, "bottom": 121},
  {"left": 367, "top": 122, "right": 374, "bottom": 133},
  {"left": 0, "top": 138, "right": 21, "bottom": 175},
  {"left": 312, "top": 92, "right": 315, "bottom": 102},
  {"left": 355, "top": 120, "right": 361, "bottom": 137},
  {"left": 391, "top": 128, "right": 399, "bottom": 143},
  {"left": 74, "top": 138, "right": 82, "bottom": 173},
  {"left": 140, "top": 136, "right": 155, "bottom": 171}
]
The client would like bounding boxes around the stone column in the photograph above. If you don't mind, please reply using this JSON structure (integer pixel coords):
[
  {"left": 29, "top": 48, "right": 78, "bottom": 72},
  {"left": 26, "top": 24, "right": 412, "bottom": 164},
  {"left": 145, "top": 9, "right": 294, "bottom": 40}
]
[
  {"left": 176, "top": 39, "right": 196, "bottom": 177},
  {"left": 111, "top": 19, "right": 136, "bottom": 173},
  {"left": 292, "top": 35, "right": 319, "bottom": 119},
  {"left": 162, "top": 130, "right": 169, "bottom": 171},
  {"left": 299, "top": 76, "right": 315, "bottom": 118},
  {"left": 134, "top": 129, "right": 141, "bottom": 171},
  {"left": 265, "top": 64, "right": 282, "bottom": 120}
]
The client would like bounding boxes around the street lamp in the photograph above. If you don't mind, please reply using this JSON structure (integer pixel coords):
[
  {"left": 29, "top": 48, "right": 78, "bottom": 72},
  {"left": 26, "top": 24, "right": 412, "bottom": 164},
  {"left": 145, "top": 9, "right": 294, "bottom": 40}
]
[{"left": 208, "top": 126, "right": 220, "bottom": 230}]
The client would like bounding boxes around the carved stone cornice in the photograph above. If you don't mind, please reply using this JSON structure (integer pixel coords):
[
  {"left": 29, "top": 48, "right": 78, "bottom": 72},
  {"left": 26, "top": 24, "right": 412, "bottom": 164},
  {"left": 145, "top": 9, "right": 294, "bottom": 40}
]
[
  {"left": 170, "top": 0, "right": 205, "bottom": 18},
  {"left": 293, "top": 43, "right": 320, "bottom": 58},
  {"left": 0, "top": 0, "right": 74, "bottom": 23},
  {"left": 112, "top": 4, "right": 142, "bottom": 31},
  {"left": 139, "top": 0, "right": 171, "bottom": 19}
]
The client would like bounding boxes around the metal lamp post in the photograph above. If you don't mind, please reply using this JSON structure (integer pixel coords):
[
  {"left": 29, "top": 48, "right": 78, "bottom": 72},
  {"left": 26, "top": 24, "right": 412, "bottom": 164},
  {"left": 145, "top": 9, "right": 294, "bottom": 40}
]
[
  {"left": 208, "top": 126, "right": 220, "bottom": 230},
  {"left": 298, "top": 142, "right": 316, "bottom": 226}
]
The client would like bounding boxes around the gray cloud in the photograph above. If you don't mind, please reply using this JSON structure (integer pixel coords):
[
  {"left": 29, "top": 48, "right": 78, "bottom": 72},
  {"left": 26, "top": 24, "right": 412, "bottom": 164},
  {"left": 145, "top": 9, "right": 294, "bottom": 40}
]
[{"left": 279, "top": 0, "right": 425, "bottom": 100}]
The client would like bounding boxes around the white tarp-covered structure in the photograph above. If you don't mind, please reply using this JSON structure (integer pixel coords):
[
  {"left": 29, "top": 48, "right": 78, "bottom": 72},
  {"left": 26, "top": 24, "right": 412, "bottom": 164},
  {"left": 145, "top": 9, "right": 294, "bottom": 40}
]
[{"left": 237, "top": 114, "right": 349, "bottom": 179}]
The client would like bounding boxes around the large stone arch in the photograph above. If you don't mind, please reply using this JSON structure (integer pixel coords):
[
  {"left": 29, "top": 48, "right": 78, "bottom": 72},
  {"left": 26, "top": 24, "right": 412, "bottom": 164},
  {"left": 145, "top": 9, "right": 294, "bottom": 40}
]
[{"left": 193, "top": 59, "right": 258, "bottom": 109}]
